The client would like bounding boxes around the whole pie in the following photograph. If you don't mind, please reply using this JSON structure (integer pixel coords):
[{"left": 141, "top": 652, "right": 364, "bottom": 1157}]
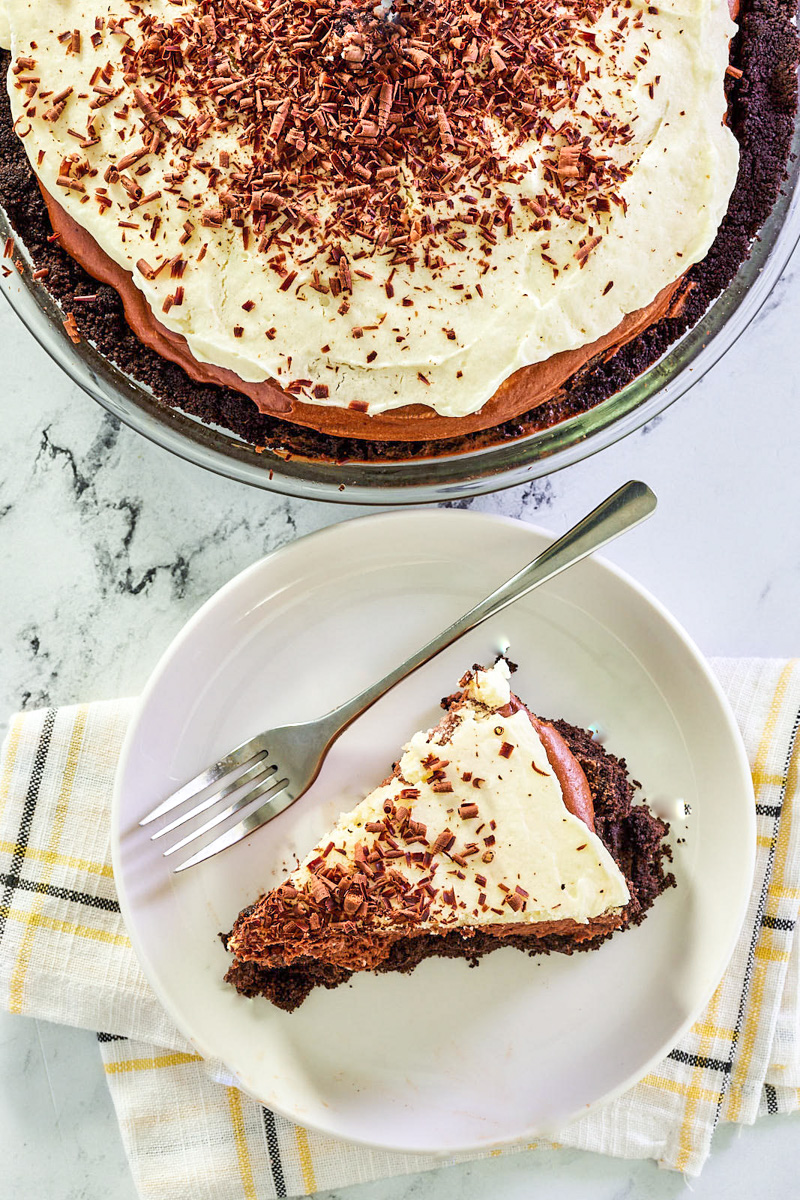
[
  {"left": 224, "top": 660, "right": 674, "bottom": 1011},
  {"left": 0, "top": 0, "right": 797, "bottom": 461}
]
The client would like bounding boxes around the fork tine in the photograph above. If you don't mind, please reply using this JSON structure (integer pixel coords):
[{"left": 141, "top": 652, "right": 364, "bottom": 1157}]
[
  {"left": 173, "top": 821, "right": 259, "bottom": 873},
  {"left": 162, "top": 773, "right": 289, "bottom": 858},
  {"left": 173, "top": 778, "right": 302, "bottom": 873},
  {"left": 139, "top": 738, "right": 266, "bottom": 826},
  {"left": 150, "top": 755, "right": 275, "bottom": 840}
]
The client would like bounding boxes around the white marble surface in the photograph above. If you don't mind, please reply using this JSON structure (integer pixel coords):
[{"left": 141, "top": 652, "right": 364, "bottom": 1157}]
[{"left": 1, "top": 245, "right": 799, "bottom": 1198}]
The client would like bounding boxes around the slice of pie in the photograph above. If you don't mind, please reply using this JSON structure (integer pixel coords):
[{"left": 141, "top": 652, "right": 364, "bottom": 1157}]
[{"left": 223, "top": 660, "right": 673, "bottom": 1010}]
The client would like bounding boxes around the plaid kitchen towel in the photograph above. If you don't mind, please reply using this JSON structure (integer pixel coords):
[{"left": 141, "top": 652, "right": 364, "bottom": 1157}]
[{"left": 1, "top": 658, "right": 799, "bottom": 1197}]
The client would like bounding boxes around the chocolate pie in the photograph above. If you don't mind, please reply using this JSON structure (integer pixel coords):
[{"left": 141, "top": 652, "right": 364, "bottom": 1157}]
[
  {"left": 0, "top": 0, "right": 797, "bottom": 462},
  {"left": 223, "top": 660, "right": 674, "bottom": 1011}
]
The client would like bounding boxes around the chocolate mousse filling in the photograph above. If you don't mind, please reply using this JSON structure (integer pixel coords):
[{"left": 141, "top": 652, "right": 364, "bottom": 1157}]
[
  {"left": 0, "top": 0, "right": 797, "bottom": 462},
  {"left": 223, "top": 714, "right": 675, "bottom": 1012},
  {"left": 38, "top": 186, "right": 682, "bottom": 441}
]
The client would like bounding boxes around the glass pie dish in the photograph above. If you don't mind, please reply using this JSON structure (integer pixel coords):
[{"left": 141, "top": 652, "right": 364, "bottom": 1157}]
[{"left": 2, "top": 115, "right": 799, "bottom": 506}]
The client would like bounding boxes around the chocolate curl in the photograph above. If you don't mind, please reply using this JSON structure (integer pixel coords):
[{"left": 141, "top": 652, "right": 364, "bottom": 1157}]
[
  {"left": 378, "top": 81, "right": 394, "bottom": 130},
  {"left": 557, "top": 144, "right": 582, "bottom": 179},
  {"left": 132, "top": 87, "right": 170, "bottom": 136},
  {"left": 436, "top": 104, "right": 454, "bottom": 149},
  {"left": 268, "top": 97, "right": 291, "bottom": 141}
]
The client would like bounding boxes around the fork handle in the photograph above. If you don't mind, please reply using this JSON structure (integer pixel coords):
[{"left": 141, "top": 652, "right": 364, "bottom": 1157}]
[{"left": 323, "top": 480, "right": 656, "bottom": 738}]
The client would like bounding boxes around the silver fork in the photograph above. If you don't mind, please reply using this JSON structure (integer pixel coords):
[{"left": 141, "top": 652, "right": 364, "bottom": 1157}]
[{"left": 140, "top": 480, "right": 656, "bottom": 871}]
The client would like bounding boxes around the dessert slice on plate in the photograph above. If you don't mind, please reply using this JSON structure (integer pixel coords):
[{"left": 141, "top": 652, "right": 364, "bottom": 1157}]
[{"left": 224, "top": 660, "right": 673, "bottom": 1010}]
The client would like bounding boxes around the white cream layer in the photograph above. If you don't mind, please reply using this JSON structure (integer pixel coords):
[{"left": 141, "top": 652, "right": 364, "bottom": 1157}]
[
  {"left": 281, "top": 663, "right": 630, "bottom": 929},
  {"left": 1, "top": 0, "right": 738, "bottom": 416}
]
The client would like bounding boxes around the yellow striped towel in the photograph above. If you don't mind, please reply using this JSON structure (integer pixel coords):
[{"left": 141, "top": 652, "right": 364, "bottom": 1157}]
[{"left": 0, "top": 658, "right": 798, "bottom": 1198}]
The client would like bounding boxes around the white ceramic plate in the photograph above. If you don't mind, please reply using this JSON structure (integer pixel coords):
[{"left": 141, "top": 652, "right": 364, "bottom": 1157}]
[{"left": 112, "top": 510, "right": 755, "bottom": 1155}]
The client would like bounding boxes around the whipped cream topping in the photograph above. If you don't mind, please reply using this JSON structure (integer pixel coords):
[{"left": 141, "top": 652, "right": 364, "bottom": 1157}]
[
  {"left": 267, "top": 662, "right": 630, "bottom": 931},
  {"left": 464, "top": 655, "right": 513, "bottom": 709},
  {"left": 1, "top": 0, "right": 738, "bottom": 417}
]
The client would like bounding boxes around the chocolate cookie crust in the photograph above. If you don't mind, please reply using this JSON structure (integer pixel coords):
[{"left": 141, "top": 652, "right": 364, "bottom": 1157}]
[
  {"left": 0, "top": 0, "right": 797, "bottom": 464},
  {"left": 222, "top": 717, "right": 675, "bottom": 1012}
]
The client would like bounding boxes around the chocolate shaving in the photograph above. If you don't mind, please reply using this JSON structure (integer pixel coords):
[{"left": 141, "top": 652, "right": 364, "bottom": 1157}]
[
  {"left": 132, "top": 86, "right": 169, "bottom": 136},
  {"left": 431, "top": 829, "right": 455, "bottom": 855}
]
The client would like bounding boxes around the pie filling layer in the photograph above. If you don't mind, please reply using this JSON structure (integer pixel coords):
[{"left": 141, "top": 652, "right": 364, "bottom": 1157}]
[
  {"left": 225, "top": 661, "right": 665, "bottom": 1008},
  {"left": 37, "top": 188, "right": 683, "bottom": 440},
  {"left": 2, "top": 0, "right": 738, "bottom": 434}
]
